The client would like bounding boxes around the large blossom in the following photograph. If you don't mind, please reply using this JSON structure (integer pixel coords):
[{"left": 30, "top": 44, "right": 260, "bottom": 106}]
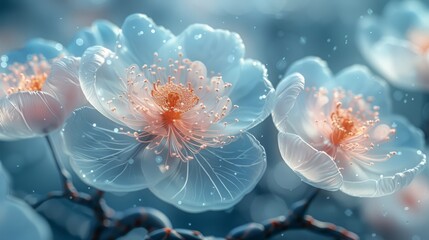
[
  {"left": 273, "top": 57, "right": 426, "bottom": 197},
  {"left": 357, "top": 1, "right": 429, "bottom": 91},
  {"left": 0, "top": 39, "right": 85, "bottom": 140},
  {"left": 62, "top": 14, "right": 276, "bottom": 212},
  {"left": 0, "top": 162, "right": 52, "bottom": 240}
]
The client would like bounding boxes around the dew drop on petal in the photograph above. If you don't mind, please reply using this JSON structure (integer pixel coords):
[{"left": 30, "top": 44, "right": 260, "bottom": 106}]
[{"left": 75, "top": 38, "right": 84, "bottom": 46}]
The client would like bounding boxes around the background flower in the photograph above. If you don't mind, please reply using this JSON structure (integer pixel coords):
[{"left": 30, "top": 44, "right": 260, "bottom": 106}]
[
  {"left": 62, "top": 14, "right": 276, "bottom": 212},
  {"left": 273, "top": 57, "right": 426, "bottom": 197},
  {"left": 357, "top": 0, "right": 429, "bottom": 91}
]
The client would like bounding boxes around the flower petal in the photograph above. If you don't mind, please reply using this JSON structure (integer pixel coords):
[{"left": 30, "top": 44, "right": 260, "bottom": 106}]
[
  {"left": 159, "top": 24, "right": 244, "bottom": 75},
  {"left": 335, "top": 65, "right": 391, "bottom": 115},
  {"left": 148, "top": 132, "right": 266, "bottom": 212},
  {"left": 285, "top": 56, "right": 333, "bottom": 89},
  {"left": 278, "top": 132, "right": 343, "bottom": 191},
  {"left": 0, "top": 198, "right": 52, "bottom": 240},
  {"left": 2, "top": 39, "right": 63, "bottom": 64},
  {"left": 222, "top": 60, "right": 275, "bottom": 134},
  {"left": 80, "top": 46, "right": 143, "bottom": 128},
  {"left": 43, "top": 56, "right": 87, "bottom": 114},
  {"left": 272, "top": 73, "right": 305, "bottom": 133},
  {"left": 118, "top": 14, "right": 174, "bottom": 65},
  {"left": 68, "top": 20, "right": 120, "bottom": 57},
  {"left": 382, "top": 115, "right": 425, "bottom": 150},
  {"left": 62, "top": 107, "right": 173, "bottom": 192},
  {"left": 0, "top": 92, "right": 65, "bottom": 140},
  {"left": 341, "top": 148, "right": 426, "bottom": 197}
]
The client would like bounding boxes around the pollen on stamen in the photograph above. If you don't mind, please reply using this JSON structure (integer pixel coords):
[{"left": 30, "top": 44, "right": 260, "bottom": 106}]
[{"left": 1, "top": 55, "right": 51, "bottom": 95}]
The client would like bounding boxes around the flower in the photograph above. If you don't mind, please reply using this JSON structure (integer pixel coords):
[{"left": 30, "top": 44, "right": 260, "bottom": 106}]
[
  {"left": 273, "top": 57, "right": 426, "bottom": 197},
  {"left": 0, "top": 39, "right": 85, "bottom": 140},
  {"left": 62, "top": 14, "right": 276, "bottom": 212},
  {"left": 357, "top": 1, "right": 429, "bottom": 91},
  {"left": 362, "top": 174, "right": 429, "bottom": 240},
  {"left": 0, "top": 162, "right": 52, "bottom": 240}
]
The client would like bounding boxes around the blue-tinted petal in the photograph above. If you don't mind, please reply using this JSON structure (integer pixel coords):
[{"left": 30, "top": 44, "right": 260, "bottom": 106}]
[
  {"left": 0, "top": 92, "right": 65, "bottom": 140},
  {"left": 341, "top": 148, "right": 426, "bottom": 197},
  {"left": 68, "top": 20, "right": 120, "bottom": 57},
  {"left": 381, "top": 115, "right": 425, "bottom": 150},
  {"left": 272, "top": 73, "right": 305, "bottom": 133},
  {"left": 383, "top": 0, "right": 428, "bottom": 38},
  {"left": 222, "top": 60, "right": 275, "bottom": 134},
  {"left": 356, "top": 16, "right": 385, "bottom": 50},
  {"left": 335, "top": 65, "right": 391, "bottom": 115},
  {"left": 2, "top": 39, "right": 63, "bottom": 64},
  {"left": 80, "top": 46, "right": 140, "bottom": 127},
  {"left": 278, "top": 132, "right": 343, "bottom": 191},
  {"left": 44, "top": 56, "right": 86, "bottom": 114},
  {"left": 118, "top": 14, "right": 173, "bottom": 65},
  {"left": 158, "top": 24, "right": 244, "bottom": 75},
  {"left": 0, "top": 198, "right": 52, "bottom": 240},
  {"left": 62, "top": 107, "right": 171, "bottom": 192},
  {"left": 149, "top": 132, "right": 266, "bottom": 212},
  {"left": 285, "top": 56, "right": 333, "bottom": 89}
]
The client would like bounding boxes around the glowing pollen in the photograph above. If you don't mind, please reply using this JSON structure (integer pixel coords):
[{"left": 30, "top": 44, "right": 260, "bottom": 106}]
[
  {"left": 109, "top": 53, "right": 238, "bottom": 162},
  {"left": 308, "top": 87, "right": 396, "bottom": 163},
  {"left": 1, "top": 55, "right": 50, "bottom": 95}
]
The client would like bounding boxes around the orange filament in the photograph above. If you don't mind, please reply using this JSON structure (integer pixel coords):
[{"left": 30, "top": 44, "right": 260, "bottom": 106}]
[{"left": 1, "top": 55, "right": 50, "bottom": 95}]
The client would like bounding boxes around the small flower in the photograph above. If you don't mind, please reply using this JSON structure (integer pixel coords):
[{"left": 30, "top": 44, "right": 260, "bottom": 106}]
[
  {"left": 273, "top": 57, "right": 426, "bottom": 197},
  {"left": 62, "top": 14, "right": 277, "bottom": 212},
  {"left": 0, "top": 39, "right": 85, "bottom": 140},
  {"left": 357, "top": 1, "right": 429, "bottom": 90},
  {"left": 0, "top": 162, "right": 52, "bottom": 240}
]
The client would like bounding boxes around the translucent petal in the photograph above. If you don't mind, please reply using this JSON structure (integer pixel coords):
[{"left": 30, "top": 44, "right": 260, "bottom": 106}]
[
  {"left": 340, "top": 148, "right": 426, "bottom": 197},
  {"left": 221, "top": 59, "right": 275, "bottom": 134},
  {"left": 272, "top": 73, "right": 305, "bottom": 133},
  {"left": 356, "top": 16, "right": 384, "bottom": 51},
  {"left": 0, "top": 198, "right": 52, "bottom": 240},
  {"left": 277, "top": 132, "right": 343, "bottom": 191},
  {"left": 68, "top": 20, "right": 120, "bottom": 57},
  {"left": 80, "top": 46, "right": 144, "bottom": 128},
  {"left": 148, "top": 132, "right": 266, "bottom": 212},
  {"left": 62, "top": 107, "right": 172, "bottom": 192},
  {"left": 2, "top": 38, "right": 64, "bottom": 64},
  {"left": 43, "top": 56, "right": 87, "bottom": 114},
  {"left": 158, "top": 24, "right": 244, "bottom": 75},
  {"left": 0, "top": 162, "right": 9, "bottom": 201},
  {"left": 118, "top": 14, "right": 174, "bottom": 65},
  {"left": 381, "top": 115, "right": 425, "bottom": 149},
  {"left": 0, "top": 92, "right": 65, "bottom": 140},
  {"left": 335, "top": 65, "right": 391, "bottom": 115},
  {"left": 285, "top": 56, "right": 333, "bottom": 89}
]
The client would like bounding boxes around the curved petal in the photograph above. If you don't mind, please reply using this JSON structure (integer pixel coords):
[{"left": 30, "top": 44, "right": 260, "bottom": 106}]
[
  {"left": 0, "top": 198, "right": 52, "bottom": 240},
  {"left": 356, "top": 16, "right": 385, "bottom": 51},
  {"left": 62, "top": 107, "right": 172, "bottom": 192},
  {"left": 0, "top": 92, "right": 65, "bottom": 140},
  {"left": 68, "top": 20, "right": 120, "bottom": 57},
  {"left": 80, "top": 46, "right": 142, "bottom": 128},
  {"left": 43, "top": 56, "right": 87, "bottom": 114},
  {"left": 341, "top": 148, "right": 426, "bottom": 197},
  {"left": 335, "top": 65, "right": 391, "bottom": 115},
  {"left": 0, "top": 162, "right": 9, "bottom": 202},
  {"left": 285, "top": 56, "right": 333, "bottom": 89},
  {"left": 118, "top": 14, "right": 174, "bottom": 65},
  {"left": 277, "top": 132, "right": 343, "bottom": 191},
  {"left": 381, "top": 115, "right": 425, "bottom": 150},
  {"left": 272, "top": 73, "right": 305, "bottom": 133},
  {"left": 222, "top": 59, "right": 275, "bottom": 134},
  {"left": 148, "top": 132, "right": 266, "bottom": 212},
  {"left": 158, "top": 24, "right": 244, "bottom": 75},
  {"left": 2, "top": 38, "right": 63, "bottom": 64}
]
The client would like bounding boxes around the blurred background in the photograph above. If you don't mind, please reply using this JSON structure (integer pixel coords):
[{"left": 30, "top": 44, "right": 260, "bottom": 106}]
[{"left": 1, "top": 0, "right": 429, "bottom": 239}]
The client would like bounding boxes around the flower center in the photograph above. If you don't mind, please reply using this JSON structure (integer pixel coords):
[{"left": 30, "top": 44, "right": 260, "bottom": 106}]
[
  {"left": 309, "top": 87, "right": 396, "bottom": 162},
  {"left": 151, "top": 80, "right": 199, "bottom": 124},
  {"left": 1, "top": 55, "right": 50, "bottom": 95},
  {"left": 111, "top": 53, "right": 238, "bottom": 162},
  {"left": 408, "top": 28, "right": 429, "bottom": 53}
]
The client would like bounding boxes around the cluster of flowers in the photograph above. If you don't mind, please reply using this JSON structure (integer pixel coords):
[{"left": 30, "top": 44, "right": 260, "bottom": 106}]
[{"left": 0, "top": 1, "right": 428, "bottom": 218}]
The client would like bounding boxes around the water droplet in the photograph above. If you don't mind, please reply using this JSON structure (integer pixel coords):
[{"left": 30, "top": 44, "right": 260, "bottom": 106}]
[
  {"left": 75, "top": 38, "right": 84, "bottom": 46},
  {"left": 155, "top": 156, "right": 163, "bottom": 164},
  {"left": 151, "top": 29, "right": 156, "bottom": 34},
  {"left": 92, "top": 123, "right": 97, "bottom": 127},
  {"left": 178, "top": 200, "right": 182, "bottom": 205},
  {"left": 367, "top": 8, "right": 373, "bottom": 15},
  {"left": 259, "top": 95, "right": 267, "bottom": 100},
  {"left": 194, "top": 34, "right": 202, "bottom": 40},
  {"left": 128, "top": 159, "right": 134, "bottom": 164},
  {"left": 300, "top": 36, "right": 307, "bottom": 44},
  {"left": 138, "top": 31, "right": 144, "bottom": 36},
  {"left": 114, "top": 128, "right": 119, "bottom": 133},
  {"left": 227, "top": 54, "right": 235, "bottom": 63}
]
